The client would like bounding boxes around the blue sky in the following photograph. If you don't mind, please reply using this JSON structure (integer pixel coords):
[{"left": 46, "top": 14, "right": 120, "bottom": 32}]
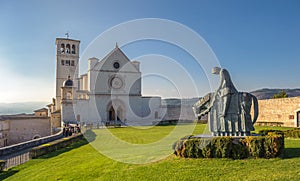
[{"left": 0, "top": 0, "right": 299, "bottom": 102}]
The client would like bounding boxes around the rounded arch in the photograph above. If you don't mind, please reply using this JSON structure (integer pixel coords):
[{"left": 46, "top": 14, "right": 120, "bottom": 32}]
[
  {"left": 32, "top": 134, "right": 41, "bottom": 139},
  {"left": 66, "top": 44, "right": 71, "bottom": 54},
  {"left": 72, "top": 44, "right": 76, "bottom": 54},
  {"left": 60, "top": 43, "right": 65, "bottom": 53}
]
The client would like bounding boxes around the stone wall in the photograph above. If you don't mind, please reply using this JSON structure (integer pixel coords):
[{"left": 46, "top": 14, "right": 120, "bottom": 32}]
[
  {"left": 8, "top": 117, "right": 51, "bottom": 145},
  {"left": 163, "top": 105, "right": 196, "bottom": 122},
  {"left": 256, "top": 97, "right": 300, "bottom": 127},
  {"left": 0, "top": 130, "right": 63, "bottom": 170}
]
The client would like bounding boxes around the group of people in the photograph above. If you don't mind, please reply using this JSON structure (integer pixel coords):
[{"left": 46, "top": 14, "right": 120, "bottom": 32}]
[{"left": 63, "top": 123, "right": 81, "bottom": 137}]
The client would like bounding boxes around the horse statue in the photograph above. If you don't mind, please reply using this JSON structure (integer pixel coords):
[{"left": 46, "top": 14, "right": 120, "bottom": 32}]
[{"left": 193, "top": 67, "right": 259, "bottom": 136}]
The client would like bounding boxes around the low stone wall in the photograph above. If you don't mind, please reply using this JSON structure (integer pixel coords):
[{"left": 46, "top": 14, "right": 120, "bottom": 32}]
[
  {"left": 30, "top": 134, "right": 83, "bottom": 158},
  {"left": 162, "top": 105, "right": 196, "bottom": 122},
  {"left": 0, "top": 129, "right": 63, "bottom": 157},
  {"left": 0, "top": 132, "right": 83, "bottom": 171},
  {"left": 256, "top": 97, "right": 300, "bottom": 127}
]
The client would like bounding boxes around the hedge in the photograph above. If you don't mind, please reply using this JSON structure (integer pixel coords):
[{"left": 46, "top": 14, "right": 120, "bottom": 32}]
[
  {"left": 173, "top": 134, "right": 284, "bottom": 159},
  {"left": 259, "top": 129, "right": 300, "bottom": 138},
  {"left": 0, "top": 160, "right": 5, "bottom": 171},
  {"left": 30, "top": 134, "right": 83, "bottom": 159}
]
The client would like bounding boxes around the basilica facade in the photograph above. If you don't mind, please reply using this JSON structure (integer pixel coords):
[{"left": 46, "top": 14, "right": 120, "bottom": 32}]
[{"left": 50, "top": 38, "right": 163, "bottom": 126}]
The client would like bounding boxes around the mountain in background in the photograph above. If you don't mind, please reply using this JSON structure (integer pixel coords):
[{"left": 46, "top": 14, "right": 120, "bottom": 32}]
[
  {"left": 0, "top": 102, "right": 50, "bottom": 115},
  {"left": 162, "top": 97, "right": 200, "bottom": 106},
  {"left": 1, "top": 88, "right": 300, "bottom": 115},
  {"left": 250, "top": 88, "right": 300, "bottom": 100},
  {"left": 163, "top": 88, "right": 300, "bottom": 106}
]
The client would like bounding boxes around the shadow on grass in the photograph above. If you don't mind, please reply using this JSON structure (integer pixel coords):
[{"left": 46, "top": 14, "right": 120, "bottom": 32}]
[
  {"left": 0, "top": 170, "right": 19, "bottom": 180},
  {"left": 284, "top": 148, "right": 300, "bottom": 159},
  {"left": 82, "top": 129, "right": 96, "bottom": 143},
  {"left": 38, "top": 138, "right": 89, "bottom": 159},
  {"left": 40, "top": 130, "right": 97, "bottom": 159},
  {"left": 40, "top": 130, "right": 96, "bottom": 159},
  {"left": 0, "top": 132, "right": 96, "bottom": 180}
]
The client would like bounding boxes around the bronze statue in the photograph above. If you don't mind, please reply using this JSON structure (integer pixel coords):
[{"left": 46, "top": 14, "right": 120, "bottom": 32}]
[{"left": 193, "top": 67, "right": 258, "bottom": 136}]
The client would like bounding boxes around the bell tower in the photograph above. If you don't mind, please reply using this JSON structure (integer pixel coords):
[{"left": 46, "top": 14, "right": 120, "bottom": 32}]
[{"left": 55, "top": 37, "right": 80, "bottom": 110}]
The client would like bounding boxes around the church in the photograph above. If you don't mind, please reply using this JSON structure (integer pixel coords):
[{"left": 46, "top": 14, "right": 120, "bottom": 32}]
[{"left": 49, "top": 38, "right": 163, "bottom": 126}]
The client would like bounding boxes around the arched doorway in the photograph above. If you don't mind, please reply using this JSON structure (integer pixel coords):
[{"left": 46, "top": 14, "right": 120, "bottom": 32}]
[
  {"left": 33, "top": 135, "right": 41, "bottom": 139},
  {"left": 109, "top": 106, "right": 116, "bottom": 121},
  {"left": 108, "top": 106, "right": 123, "bottom": 121},
  {"left": 297, "top": 111, "right": 300, "bottom": 127},
  {"left": 117, "top": 107, "right": 123, "bottom": 121},
  {"left": 107, "top": 99, "right": 125, "bottom": 126}
]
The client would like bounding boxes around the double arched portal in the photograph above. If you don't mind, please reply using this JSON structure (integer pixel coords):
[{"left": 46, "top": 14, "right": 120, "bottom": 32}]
[
  {"left": 108, "top": 106, "right": 123, "bottom": 121},
  {"left": 107, "top": 100, "right": 125, "bottom": 125}
]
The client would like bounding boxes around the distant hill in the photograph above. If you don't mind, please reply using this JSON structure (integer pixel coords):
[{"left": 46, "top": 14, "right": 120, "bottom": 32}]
[
  {"left": 250, "top": 88, "right": 300, "bottom": 100},
  {"left": 3, "top": 89, "right": 299, "bottom": 115},
  {"left": 0, "top": 102, "right": 50, "bottom": 115},
  {"left": 163, "top": 88, "right": 300, "bottom": 106},
  {"left": 162, "top": 98, "right": 200, "bottom": 106}
]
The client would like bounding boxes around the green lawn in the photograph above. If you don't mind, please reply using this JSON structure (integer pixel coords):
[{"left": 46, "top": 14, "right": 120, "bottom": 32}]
[{"left": 1, "top": 124, "right": 300, "bottom": 181}]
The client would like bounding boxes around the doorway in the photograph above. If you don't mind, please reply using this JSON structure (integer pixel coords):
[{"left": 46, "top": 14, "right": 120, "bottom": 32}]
[
  {"left": 109, "top": 106, "right": 116, "bottom": 121},
  {"left": 108, "top": 106, "right": 123, "bottom": 121},
  {"left": 297, "top": 111, "right": 300, "bottom": 127}
]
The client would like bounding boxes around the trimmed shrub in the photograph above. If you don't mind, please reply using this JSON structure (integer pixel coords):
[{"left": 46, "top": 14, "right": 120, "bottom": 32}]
[
  {"left": 258, "top": 129, "right": 284, "bottom": 136},
  {"left": 232, "top": 142, "right": 249, "bottom": 159},
  {"left": 264, "top": 133, "right": 284, "bottom": 158},
  {"left": 259, "top": 129, "right": 300, "bottom": 139},
  {"left": 30, "top": 134, "right": 83, "bottom": 158},
  {"left": 244, "top": 136, "right": 265, "bottom": 158},
  {"left": 285, "top": 129, "right": 300, "bottom": 138},
  {"left": 173, "top": 134, "right": 284, "bottom": 159},
  {"left": 213, "top": 137, "right": 232, "bottom": 158},
  {"left": 0, "top": 160, "right": 6, "bottom": 171}
]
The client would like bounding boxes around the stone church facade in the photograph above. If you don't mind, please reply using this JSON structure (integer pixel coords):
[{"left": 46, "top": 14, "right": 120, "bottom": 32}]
[{"left": 50, "top": 38, "right": 163, "bottom": 126}]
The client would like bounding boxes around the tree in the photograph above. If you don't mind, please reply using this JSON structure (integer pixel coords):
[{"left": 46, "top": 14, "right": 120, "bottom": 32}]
[{"left": 272, "top": 90, "right": 288, "bottom": 99}]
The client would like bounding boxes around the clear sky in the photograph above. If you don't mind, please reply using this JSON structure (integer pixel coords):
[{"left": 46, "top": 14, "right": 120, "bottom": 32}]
[{"left": 0, "top": 0, "right": 299, "bottom": 103}]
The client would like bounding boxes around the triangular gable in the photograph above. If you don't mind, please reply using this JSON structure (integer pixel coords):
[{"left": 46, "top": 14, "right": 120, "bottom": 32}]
[{"left": 92, "top": 46, "right": 139, "bottom": 72}]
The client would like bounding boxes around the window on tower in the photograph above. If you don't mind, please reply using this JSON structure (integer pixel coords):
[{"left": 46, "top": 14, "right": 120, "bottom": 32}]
[
  {"left": 66, "top": 60, "right": 70, "bottom": 66},
  {"left": 61, "top": 60, "right": 65, "bottom": 65},
  {"left": 71, "top": 60, "right": 75, "bottom": 66},
  {"left": 72, "top": 45, "right": 76, "bottom": 54},
  {"left": 66, "top": 44, "right": 70, "bottom": 54},
  {"left": 60, "top": 44, "right": 65, "bottom": 54}
]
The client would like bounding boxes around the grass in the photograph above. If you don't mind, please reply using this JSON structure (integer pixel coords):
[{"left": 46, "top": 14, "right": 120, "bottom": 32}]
[{"left": 1, "top": 124, "right": 300, "bottom": 181}]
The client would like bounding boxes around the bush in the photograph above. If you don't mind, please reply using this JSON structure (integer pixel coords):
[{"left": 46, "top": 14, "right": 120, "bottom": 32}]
[
  {"left": 232, "top": 142, "right": 249, "bottom": 159},
  {"left": 0, "top": 160, "right": 5, "bottom": 171},
  {"left": 244, "top": 136, "right": 265, "bottom": 158},
  {"left": 30, "top": 134, "right": 83, "bottom": 158},
  {"left": 173, "top": 134, "right": 284, "bottom": 159},
  {"left": 258, "top": 129, "right": 284, "bottom": 136},
  {"left": 264, "top": 133, "right": 284, "bottom": 158},
  {"left": 259, "top": 129, "right": 300, "bottom": 138},
  {"left": 284, "top": 129, "right": 300, "bottom": 138},
  {"left": 213, "top": 137, "right": 232, "bottom": 158}
]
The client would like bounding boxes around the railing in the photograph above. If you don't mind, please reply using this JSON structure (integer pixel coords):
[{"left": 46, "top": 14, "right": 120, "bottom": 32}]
[{"left": 0, "top": 129, "right": 63, "bottom": 170}]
